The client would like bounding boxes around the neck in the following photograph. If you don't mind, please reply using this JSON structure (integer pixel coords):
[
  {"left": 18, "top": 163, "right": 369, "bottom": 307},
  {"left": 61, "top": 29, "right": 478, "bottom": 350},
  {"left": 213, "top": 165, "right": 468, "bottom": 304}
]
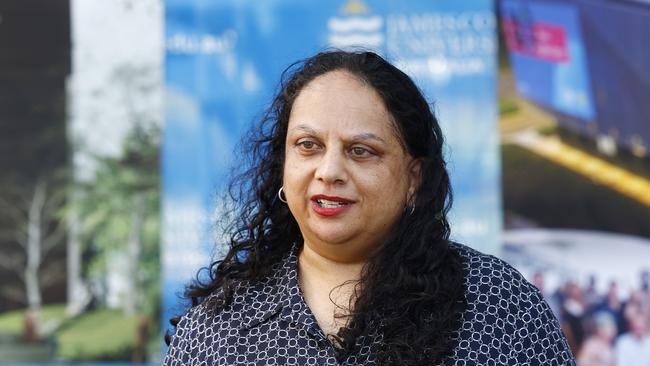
[
  {"left": 297, "top": 242, "right": 366, "bottom": 333},
  {"left": 298, "top": 242, "right": 366, "bottom": 284},
  {"left": 299, "top": 232, "right": 381, "bottom": 264}
]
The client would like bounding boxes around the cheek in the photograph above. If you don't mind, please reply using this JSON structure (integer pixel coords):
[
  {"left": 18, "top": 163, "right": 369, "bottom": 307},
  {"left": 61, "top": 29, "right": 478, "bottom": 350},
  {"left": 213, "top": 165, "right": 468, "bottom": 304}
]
[
  {"left": 282, "top": 150, "right": 299, "bottom": 182},
  {"left": 282, "top": 155, "right": 311, "bottom": 196},
  {"left": 358, "top": 165, "right": 408, "bottom": 205}
]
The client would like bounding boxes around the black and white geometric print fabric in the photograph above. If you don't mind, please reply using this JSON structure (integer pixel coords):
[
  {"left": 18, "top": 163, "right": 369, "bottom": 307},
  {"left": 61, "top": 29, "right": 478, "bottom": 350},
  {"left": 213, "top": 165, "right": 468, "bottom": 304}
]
[{"left": 164, "top": 243, "right": 576, "bottom": 365}]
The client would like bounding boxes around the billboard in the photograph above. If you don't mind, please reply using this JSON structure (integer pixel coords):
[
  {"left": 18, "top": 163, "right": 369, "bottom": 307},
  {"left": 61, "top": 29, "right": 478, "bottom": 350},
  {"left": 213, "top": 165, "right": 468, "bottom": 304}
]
[
  {"left": 500, "top": 0, "right": 650, "bottom": 362},
  {"left": 0, "top": 1, "right": 163, "bottom": 364}
]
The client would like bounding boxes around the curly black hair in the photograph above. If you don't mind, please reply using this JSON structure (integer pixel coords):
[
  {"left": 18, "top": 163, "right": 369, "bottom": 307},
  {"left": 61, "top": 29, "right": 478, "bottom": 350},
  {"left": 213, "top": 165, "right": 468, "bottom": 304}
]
[{"left": 167, "top": 50, "right": 466, "bottom": 365}]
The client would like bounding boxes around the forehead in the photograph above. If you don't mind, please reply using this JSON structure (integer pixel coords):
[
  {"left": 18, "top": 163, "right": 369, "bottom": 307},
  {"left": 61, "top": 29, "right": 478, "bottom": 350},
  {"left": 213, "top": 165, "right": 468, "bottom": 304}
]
[{"left": 288, "top": 70, "right": 399, "bottom": 140}]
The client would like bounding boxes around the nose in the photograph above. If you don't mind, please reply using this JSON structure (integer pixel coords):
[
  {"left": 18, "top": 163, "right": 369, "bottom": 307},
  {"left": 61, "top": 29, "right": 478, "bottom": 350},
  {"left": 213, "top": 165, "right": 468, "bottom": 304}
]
[{"left": 314, "top": 147, "right": 348, "bottom": 185}]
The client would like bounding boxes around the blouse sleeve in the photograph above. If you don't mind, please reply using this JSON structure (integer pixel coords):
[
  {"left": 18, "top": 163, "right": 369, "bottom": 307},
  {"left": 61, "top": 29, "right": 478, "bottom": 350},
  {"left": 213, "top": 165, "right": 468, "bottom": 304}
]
[
  {"left": 448, "top": 244, "right": 577, "bottom": 365},
  {"left": 506, "top": 278, "right": 576, "bottom": 365},
  {"left": 163, "top": 307, "right": 199, "bottom": 366}
]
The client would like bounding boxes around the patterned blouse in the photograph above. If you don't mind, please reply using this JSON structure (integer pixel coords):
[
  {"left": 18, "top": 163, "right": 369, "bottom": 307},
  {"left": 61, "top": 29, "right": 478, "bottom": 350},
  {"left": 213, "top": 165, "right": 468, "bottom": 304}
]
[{"left": 164, "top": 243, "right": 576, "bottom": 365}]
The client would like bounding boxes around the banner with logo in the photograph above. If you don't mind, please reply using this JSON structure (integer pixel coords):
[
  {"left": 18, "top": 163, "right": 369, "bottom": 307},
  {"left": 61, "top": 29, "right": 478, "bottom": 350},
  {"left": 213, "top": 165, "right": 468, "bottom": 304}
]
[{"left": 163, "top": 0, "right": 499, "bottom": 335}]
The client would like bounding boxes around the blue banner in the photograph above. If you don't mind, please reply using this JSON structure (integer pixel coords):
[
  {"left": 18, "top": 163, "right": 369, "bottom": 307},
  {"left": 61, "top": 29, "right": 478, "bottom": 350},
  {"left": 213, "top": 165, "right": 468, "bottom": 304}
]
[
  {"left": 162, "top": 0, "right": 499, "bottom": 334},
  {"left": 501, "top": 0, "right": 595, "bottom": 121}
]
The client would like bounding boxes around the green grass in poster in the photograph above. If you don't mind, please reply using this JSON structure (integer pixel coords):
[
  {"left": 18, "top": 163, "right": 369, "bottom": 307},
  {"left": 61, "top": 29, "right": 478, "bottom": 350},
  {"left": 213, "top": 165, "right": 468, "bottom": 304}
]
[
  {"left": 0, "top": 304, "right": 67, "bottom": 335},
  {"left": 56, "top": 309, "right": 138, "bottom": 361},
  {"left": 0, "top": 306, "right": 146, "bottom": 362}
]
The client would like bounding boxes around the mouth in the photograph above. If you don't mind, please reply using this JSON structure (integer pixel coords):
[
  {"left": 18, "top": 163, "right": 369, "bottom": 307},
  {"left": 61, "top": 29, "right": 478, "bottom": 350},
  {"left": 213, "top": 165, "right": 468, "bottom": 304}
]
[
  {"left": 311, "top": 195, "right": 355, "bottom": 208},
  {"left": 315, "top": 198, "right": 351, "bottom": 208},
  {"left": 311, "top": 194, "right": 354, "bottom": 207}
]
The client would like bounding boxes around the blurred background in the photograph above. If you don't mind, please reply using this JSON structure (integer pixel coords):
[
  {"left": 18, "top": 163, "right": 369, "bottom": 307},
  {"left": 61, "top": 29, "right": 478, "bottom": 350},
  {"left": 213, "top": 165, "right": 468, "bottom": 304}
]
[{"left": 0, "top": 0, "right": 648, "bottom": 364}]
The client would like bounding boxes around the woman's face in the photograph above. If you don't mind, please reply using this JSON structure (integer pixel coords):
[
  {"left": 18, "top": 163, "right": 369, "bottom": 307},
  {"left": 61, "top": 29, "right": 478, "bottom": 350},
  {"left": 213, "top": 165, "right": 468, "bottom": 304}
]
[{"left": 283, "top": 70, "right": 421, "bottom": 262}]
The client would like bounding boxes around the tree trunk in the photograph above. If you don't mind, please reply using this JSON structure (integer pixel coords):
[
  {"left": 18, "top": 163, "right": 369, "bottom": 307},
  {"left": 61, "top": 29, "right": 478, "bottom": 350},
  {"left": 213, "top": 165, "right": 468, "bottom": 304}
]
[
  {"left": 24, "top": 180, "right": 46, "bottom": 337},
  {"left": 124, "top": 194, "right": 145, "bottom": 315},
  {"left": 66, "top": 190, "right": 87, "bottom": 316}
]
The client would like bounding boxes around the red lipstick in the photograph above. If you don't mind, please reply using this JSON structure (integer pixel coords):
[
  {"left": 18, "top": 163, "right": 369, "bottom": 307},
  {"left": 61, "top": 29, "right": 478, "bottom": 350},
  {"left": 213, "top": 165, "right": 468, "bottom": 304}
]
[{"left": 310, "top": 194, "right": 354, "bottom": 217}]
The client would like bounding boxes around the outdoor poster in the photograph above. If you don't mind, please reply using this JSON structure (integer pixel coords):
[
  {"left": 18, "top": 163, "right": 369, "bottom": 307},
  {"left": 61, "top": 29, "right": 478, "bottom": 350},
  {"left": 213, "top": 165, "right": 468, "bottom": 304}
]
[
  {"left": 499, "top": 0, "right": 650, "bottom": 363},
  {"left": 163, "top": 0, "right": 499, "bottom": 344},
  {"left": 0, "top": 0, "right": 163, "bottom": 364}
]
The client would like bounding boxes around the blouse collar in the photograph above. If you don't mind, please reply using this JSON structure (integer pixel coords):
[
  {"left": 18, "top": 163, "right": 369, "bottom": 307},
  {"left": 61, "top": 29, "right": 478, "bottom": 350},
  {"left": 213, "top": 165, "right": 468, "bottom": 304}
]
[{"left": 235, "top": 243, "right": 326, "bottom": 340}]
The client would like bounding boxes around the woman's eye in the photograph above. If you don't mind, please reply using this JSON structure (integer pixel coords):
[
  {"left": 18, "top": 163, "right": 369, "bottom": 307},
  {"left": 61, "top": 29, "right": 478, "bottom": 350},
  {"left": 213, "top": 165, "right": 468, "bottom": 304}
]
[
  {"left": 351, "top": 146, "right": 371, "bottom": 157},
  {"left": 297, "top": 140, "right": 318, "bottom": 150}
]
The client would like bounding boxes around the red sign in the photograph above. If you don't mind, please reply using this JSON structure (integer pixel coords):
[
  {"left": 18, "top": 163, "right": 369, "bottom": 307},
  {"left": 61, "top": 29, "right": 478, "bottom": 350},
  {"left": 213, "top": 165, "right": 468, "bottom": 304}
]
[{"left": 502, "top": 19, "right": 570, "bottom": 63}]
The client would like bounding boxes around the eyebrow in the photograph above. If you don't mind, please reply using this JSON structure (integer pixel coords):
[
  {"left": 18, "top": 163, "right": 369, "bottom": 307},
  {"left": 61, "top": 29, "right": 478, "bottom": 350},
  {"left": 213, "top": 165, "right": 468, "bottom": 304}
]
[
  {"left": 351, "top": 132, "right": 387, "bottom": 144},
  {"left": 292, "top": 124, "right": 319, "bottom": 135},
  {"left": 291, "top": 124, "right": 388, "bottom": 144}
]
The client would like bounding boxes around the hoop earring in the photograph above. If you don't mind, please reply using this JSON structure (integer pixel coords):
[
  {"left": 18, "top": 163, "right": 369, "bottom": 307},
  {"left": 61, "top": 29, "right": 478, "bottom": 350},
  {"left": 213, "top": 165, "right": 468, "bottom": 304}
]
[
  {"left": 404, "top": 204, "right": 415, "bottom": 216},
  {"left": 405, "top": 194, "right": 415, "bottom": 216},
  {"left": 278, "top": 186, "right": 287, "bottom": 203}
]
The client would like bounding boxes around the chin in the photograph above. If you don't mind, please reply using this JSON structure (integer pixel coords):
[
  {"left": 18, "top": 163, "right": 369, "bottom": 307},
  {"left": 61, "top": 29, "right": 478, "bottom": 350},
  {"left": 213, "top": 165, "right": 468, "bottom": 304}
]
[{"left": 310, "top": 230, "right": 356, "bottom": 246}]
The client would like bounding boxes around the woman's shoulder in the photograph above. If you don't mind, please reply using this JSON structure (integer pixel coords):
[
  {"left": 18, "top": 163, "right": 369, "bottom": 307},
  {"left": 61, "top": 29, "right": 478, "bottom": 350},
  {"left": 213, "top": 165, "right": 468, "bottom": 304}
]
[
  {"left": 170, "top": 257, "right": 289, "bottom": 336},
  {"left": 446, "top": 242, "right": 576, "bottom": 364},
  {"left": 449, "top": 241, "right": 550, "bottom": 318},
  {"left": 449, "top": 241, "right": 538, "bottom": 296},
  {"left": 165, "top": 267, "right": 287, "bottom": 365}
]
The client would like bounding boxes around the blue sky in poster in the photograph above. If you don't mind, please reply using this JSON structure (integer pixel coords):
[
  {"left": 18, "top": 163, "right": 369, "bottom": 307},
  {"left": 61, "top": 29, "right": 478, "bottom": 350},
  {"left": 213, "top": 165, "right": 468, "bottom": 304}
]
[
  {"left": 162, "top": 0, "right": 499, "bottom": 335},
  {"left": 501, "top": 0, "right": 595, "bottom": 121}
]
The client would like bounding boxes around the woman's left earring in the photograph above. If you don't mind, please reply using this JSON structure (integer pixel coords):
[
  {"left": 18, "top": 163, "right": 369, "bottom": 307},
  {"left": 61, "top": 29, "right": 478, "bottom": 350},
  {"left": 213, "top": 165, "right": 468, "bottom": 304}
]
[{"left": 278, "top": 186, "right": 288, "bottom": 203}]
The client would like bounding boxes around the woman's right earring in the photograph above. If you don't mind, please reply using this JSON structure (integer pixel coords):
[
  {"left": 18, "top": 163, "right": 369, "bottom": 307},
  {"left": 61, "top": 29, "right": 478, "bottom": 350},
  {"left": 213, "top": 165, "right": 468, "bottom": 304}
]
[{"left": 278, "top": 186, "right": 288, "bottom": 203}]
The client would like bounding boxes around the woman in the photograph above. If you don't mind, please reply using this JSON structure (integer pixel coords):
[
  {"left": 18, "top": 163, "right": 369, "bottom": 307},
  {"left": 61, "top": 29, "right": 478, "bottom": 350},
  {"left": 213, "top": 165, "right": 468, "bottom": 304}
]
[{"left": 164, "top": 50, "right": 575, "bottom": 365}]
